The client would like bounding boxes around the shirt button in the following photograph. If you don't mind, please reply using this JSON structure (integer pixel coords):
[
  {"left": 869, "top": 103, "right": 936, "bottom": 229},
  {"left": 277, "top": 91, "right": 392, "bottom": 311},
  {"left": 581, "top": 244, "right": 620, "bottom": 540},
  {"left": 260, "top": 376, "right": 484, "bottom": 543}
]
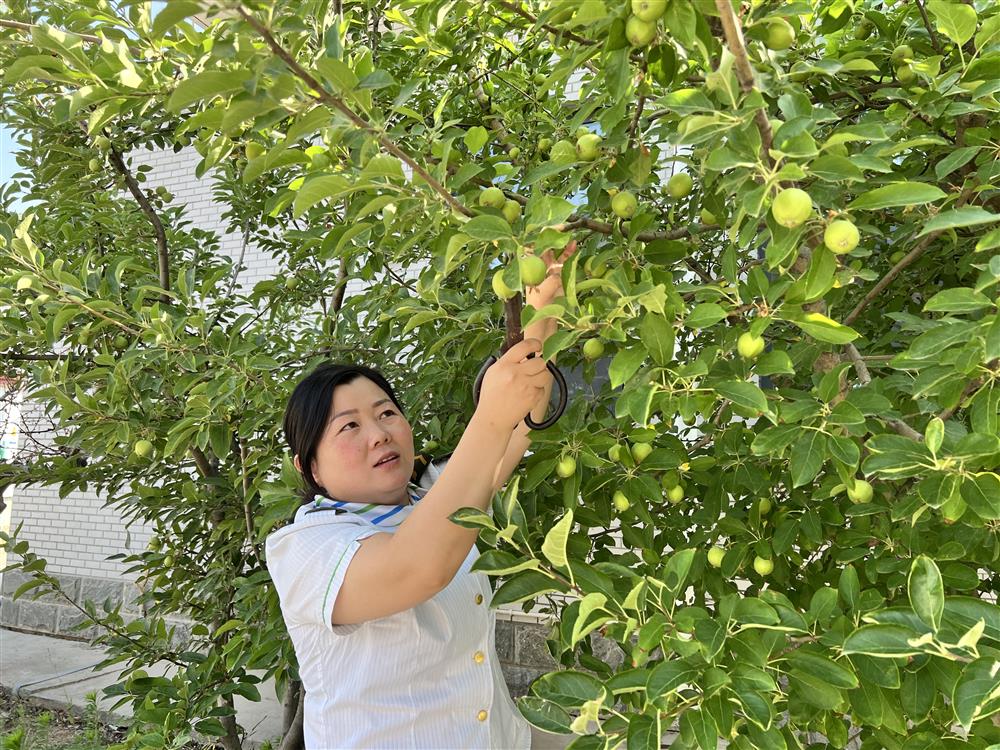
[
  {"left": 474, "top": 650, "right": 485, "bottom": 664},
  {"left": 474, "top": 594, "right": 483, "bottom": 605},
  {"left": 477, "top": 710, "right": 488, "bottom": 722}
]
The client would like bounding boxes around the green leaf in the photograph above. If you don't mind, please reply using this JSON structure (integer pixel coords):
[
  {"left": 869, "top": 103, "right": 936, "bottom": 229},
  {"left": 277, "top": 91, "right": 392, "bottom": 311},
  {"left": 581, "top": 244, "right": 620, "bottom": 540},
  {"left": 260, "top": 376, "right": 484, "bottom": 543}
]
[
  {"left": 908, "top": 555, "right": 944, "bottom": 631},
  {"left": 787, "top": 651, "right": 859, "bottom": 689},
  {"left": 647, "top": 660, "right": 698, "bottom": 699},
  {"left": 927, "top": 0, "right": 978, "bottom": 46},
  {"left": 541, "top": 509, "right": 573, "bottom": 574},
  {"left": 661, "top": 548, "right": 696, "bottom": 599},
  {"left": 977, "top": 227, "right": 1000, "bottom": 252},
  {"left": 960, "top": 472, "right": 1000, "bottom": 520},
  {"left": 680, "top": 708, "right": 718, "bottom": 750},
  {"left": 790, "top": 430, "right": 826, "bottom": 487},
  {"left": 531, "top": 669, "right": 606, "bottom": 709},
  {"left": 848, "top": 182, "right": 947, "bottom": 211},
  {"left": 151, "top": 0, "right": 202, "bottom": 37},
  {"left": 291, "top": 175, "right": 350, "bottom": 218},
  {"left": 919, "top": 207, "right": 1000, "bottom": 238},
  {"left": 462, "top": 215, "right": 513, "bottom": 241},
  {"left": 516, "top": 696, "right": 572, "bottom": 733},
  {"left": 841, "top": 624, "right": 924, "bottom": 657},
  {"left": 810, "top": 155, "right": 865, "bottom": 182},
  {"left": 608, "top": 346, "right": 647, "bottom": 389},
  {"left": 785, "top": 311, "right": 860, "bottom": 344},
  {"left": 626, "top": 713, "right": 660, "bottom": 750},
  {"left": 685, "top": 303, "right": 728, "bottom": 329},
  {"left": 464, "top": 126, "right": 488, "bottom": 153},
  {"left": 923, "top": 287, "right": 994, "bottom": 313},
  {"left": 715, "top": 380, "right": 770, "bottom": 415},
  {"left": 638, "top": 313, "right": 675, "bottom": 366},
  {"left": 167, "top": 70, "right": 247, "bottom": 113},
  {"left": 952, "top": 658, "right": 1000, "bottom": 729},
  {"left": 471, "top": 549, "right": 542, "bottom": 576},
  {"left": 935, "top": 146, "right": 981, "bottom": 180},
  {"left": 490, "top": 570, "right": 568, "bottom": 607}
]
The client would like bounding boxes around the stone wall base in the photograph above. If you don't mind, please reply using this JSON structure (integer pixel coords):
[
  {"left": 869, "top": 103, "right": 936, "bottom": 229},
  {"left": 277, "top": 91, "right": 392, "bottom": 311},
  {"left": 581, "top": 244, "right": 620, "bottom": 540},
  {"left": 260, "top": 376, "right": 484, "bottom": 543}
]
[{"left": 1, "top": 571, "right": 627, "bottom": 700}]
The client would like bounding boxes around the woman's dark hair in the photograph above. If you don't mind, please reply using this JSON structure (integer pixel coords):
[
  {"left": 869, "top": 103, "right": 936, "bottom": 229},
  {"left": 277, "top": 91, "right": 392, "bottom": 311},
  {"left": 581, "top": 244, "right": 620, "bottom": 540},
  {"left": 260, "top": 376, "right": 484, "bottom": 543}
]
[{"left": 283, "top": 363, "right": 406, "bottom": 506}]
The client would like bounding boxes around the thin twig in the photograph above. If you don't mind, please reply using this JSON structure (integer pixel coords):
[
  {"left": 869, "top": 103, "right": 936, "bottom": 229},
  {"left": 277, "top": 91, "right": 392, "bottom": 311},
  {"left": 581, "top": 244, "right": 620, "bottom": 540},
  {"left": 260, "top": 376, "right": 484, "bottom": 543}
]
[
  {"left": 236, "top": 6, "right": 471, "bottom": 217},
  {"left": 845, "top": 343, "right": 924, "bottom": 440},
  {"left": 489, "top": 0, "right": 597, "bottom": 46},
  {"left": 916, "top": 0, "right": 944, "bottom": 55}
]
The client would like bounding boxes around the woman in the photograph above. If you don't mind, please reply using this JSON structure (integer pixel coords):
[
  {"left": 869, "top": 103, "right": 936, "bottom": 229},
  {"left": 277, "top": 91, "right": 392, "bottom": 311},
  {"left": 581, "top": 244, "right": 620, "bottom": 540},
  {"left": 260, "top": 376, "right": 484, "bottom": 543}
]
[{"left": 266, "top": 243, "right": 576, "bottom": 749}]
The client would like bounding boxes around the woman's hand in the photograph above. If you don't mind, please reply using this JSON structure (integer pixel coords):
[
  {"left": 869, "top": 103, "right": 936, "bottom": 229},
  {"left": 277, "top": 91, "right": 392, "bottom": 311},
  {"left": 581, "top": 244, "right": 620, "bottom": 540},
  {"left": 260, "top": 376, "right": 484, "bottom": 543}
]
[{"left": 524, "top": 239, "right": 578, "bottom": 313}]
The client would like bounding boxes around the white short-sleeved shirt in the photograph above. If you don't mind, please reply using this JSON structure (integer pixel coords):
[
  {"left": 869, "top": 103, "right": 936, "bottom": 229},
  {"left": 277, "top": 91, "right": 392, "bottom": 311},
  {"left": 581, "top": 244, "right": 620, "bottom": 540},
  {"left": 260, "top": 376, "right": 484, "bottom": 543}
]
[{"left": 265, "top": 458, "right": 532, "bottom": 750}]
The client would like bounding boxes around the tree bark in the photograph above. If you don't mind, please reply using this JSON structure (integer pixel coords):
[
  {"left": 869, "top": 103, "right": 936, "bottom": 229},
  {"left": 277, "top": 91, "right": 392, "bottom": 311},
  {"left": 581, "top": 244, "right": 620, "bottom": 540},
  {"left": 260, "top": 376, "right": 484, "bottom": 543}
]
[{"left": 279, "top": 682, "right": 306, "bottom": 750}]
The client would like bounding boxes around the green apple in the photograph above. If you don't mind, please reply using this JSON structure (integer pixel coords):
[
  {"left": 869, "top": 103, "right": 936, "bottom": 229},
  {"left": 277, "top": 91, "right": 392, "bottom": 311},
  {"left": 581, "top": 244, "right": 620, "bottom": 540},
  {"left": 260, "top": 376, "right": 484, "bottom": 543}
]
[
  {"left": 753, "top": 556, "right": 774, "bottom": 576},
  {"left": 631, "top": 442, "right": 653, "bottom": 463},
  {"left": 583, "top": 338, "right": 605, "bottom": 360},
  {"left": 631, "top": 0, "right": 667, "bottom": 22},
  {"left": 700, "top": 208, "right": 718, "bottom": 226},
  {"left": 889, "top": 250, "right": 906, "bottom": 264},
  {"left": 855, "top": 18, "right": 873, "bottom": 40},
  {"left": 707, "top": 546, "right": 726, "bottom": 568},
  {"left": 666, "top": 172, "right": 693, "bottom": 199},
  {"left": 661, "top": 470, "right": 679, "bottom": 490},
  {"left": 765, "top": 19, "right": 794, "bottom": 51},
  {"left": 519, "top": 254, "right": 547, "bottom": 286},
  {"left": 550, "top": 139, "right": 577, "bottom": 164},
  {"left": 88, "top": 158, "right": 101, "bottom": 172},
  {"left": 556, "top": 456, "right": 577, "bottom": 479},
  {"left": 758, "top": 497, "right": 772, "bottom": 515},
  {"left": 508, "top": 146, "right": 521, "bottom": 159},
  {"left": 492, "top": 269, "right": 517, "bottom": 300},
  {"left": 533, "top": 73, "right": 547, "bottom": 85},
  {"left": 609, "top": 444, "right": 623, "bottom": 462},
  {"left": 480, "top": 186, "right": 506, "bottom": 208},
  {"left": 891, "top": 44, "right": 913, "bottom": 66},
  {"left": 626, "top": 15, "right": 657, "bottom": 47},
  {"left": 134, "top": 439, "right": 154, "bottom": 458},
  {"left": 613, "top": 491, "right": 631, "bottom": 512},
  {"left": 576, "top": 132, "right": 602, "bottom": 160},
  {"left": 666, "top": 485, "right": 685, "bottom": 504},
  {"left": 737, "top": 332, "right": 765, "bottom": 360},
  {"left": 771, "top": 187, "right": 813, "bottom": 228},
  {"left": 502, "top": 199, "right": 522, "bottom": 224},
  {"left": 896, "top": 63, "right": 915, "bottom": 84},
  {"left": 538, "top": 137, "right": 552, "bottom": 153},
  {"left": 847, "top": 479, "right": 874, "bottom": 504},
  {"left": 612, "top": 191, "right": 638, "bottom": 219},
  {"left": 824, "top": 220, "right": 860, "bottom": 254}
]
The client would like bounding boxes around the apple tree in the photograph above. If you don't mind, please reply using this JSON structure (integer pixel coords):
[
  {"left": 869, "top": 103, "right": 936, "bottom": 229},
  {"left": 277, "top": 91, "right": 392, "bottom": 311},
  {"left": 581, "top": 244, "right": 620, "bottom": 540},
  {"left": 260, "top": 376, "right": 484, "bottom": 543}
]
[{"left": 2, "top": 0, "right": 1000, "bottom": 749}]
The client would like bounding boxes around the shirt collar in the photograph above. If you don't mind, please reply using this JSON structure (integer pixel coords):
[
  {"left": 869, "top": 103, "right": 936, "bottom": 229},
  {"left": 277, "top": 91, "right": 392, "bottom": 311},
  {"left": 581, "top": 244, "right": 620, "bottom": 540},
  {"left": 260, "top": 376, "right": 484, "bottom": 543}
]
[{"left": 299, "top": 482, "right": 427, "bottom": 527}]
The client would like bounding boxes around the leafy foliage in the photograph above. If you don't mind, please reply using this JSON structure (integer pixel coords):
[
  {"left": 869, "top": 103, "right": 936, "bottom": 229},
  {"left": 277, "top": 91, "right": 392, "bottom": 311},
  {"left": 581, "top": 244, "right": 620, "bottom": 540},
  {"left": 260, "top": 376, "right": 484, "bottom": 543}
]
[{"left": 1, "top": 0, "right": 999, "bottom": 748}]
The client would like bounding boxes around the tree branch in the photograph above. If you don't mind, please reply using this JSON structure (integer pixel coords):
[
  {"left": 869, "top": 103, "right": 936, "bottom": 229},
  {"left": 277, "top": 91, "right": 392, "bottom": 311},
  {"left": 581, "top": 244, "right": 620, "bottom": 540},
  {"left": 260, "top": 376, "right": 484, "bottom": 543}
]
[
  {"left": 236, "top": 6, "right": 471, "bottom": 217},
  {"left": 714, "top": 0, "right": 774, "bottom": 165},
  {"left": 105, "top": 141, "right": 171, "bottom": 302},
  {"left": 489, "top": 0, "right": 597, "bottom": 46},
  {"left": 844, "top": 184, "right": 976, "bottom": 326},
  {"left": 845, "top": 343, "right": 924, "bottom": 441},
  {"left": 916, "top": 0, "right": 944, "bottom": 56}
]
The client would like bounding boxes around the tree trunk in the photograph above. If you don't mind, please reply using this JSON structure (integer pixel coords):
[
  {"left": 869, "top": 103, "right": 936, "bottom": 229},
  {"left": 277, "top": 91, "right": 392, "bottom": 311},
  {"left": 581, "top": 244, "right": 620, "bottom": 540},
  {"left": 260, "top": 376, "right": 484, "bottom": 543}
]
[
  {"left": 282, "top": 680, "right": 301, "bottom": 733},
  {"left": 279, "top": 683, "right": 305, "bottom": 750}
]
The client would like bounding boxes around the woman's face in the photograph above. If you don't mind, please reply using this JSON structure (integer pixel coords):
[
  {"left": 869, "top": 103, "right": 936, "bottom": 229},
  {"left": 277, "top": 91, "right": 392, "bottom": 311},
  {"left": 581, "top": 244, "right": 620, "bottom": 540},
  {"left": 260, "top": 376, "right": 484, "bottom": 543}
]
[{"left": 295, "top": 376, "right": 415, "bottom": 506}]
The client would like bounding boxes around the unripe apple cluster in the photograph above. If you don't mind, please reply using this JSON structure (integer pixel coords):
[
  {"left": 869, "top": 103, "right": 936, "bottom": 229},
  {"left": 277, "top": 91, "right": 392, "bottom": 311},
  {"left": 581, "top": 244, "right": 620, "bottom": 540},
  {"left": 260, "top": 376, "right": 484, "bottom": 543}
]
[{"left": 626, "top": 0, "right": 665, "bottom": 47}]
